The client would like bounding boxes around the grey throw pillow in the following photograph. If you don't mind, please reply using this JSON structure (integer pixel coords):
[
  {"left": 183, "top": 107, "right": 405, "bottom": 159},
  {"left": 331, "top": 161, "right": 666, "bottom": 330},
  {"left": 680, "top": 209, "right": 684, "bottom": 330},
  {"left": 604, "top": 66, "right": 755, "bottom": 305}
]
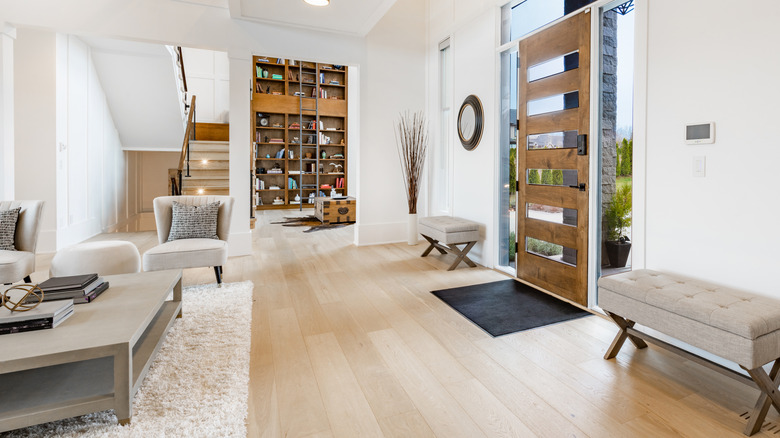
[
  {"left": 0, "top": 207, "right": 20, "bottom": 251},
  {"left": 167, "top": 201, "right": 221, "bottom": 242}
]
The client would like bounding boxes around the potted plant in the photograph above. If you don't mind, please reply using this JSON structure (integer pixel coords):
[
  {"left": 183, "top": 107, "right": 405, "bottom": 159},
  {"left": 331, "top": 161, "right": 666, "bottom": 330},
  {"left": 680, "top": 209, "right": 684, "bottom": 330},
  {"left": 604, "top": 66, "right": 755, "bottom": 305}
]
[
  {"left": 395, "top": 111, "right": 428, "bottom": 245},
  {"left": 604, "top": 184, "right": 632, "bottom": 268}
]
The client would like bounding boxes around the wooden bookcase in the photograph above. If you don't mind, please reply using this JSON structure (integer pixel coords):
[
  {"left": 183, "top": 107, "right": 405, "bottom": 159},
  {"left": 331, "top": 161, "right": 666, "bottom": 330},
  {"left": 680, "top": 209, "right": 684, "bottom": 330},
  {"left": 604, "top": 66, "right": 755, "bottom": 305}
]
[{"left": 251, "top": 56, "right": 348, "bottom": 210}]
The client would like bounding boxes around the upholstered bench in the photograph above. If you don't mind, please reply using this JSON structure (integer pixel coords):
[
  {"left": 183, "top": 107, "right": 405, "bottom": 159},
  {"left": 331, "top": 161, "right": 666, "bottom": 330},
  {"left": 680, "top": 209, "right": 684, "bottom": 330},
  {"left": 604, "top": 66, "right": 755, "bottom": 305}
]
[
  {"left": 600, "top": 269, "right": 780, "bottom": 436},
  {"left": 418, "top": 216, "right": 480, "bottom": 271}
]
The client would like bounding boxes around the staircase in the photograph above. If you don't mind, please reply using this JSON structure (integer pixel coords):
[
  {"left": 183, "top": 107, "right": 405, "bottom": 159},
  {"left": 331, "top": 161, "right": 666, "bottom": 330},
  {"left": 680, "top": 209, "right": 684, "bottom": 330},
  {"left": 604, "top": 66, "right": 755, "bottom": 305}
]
[{"left": 180, "top": 140, "right": 229, "bottom": 196}]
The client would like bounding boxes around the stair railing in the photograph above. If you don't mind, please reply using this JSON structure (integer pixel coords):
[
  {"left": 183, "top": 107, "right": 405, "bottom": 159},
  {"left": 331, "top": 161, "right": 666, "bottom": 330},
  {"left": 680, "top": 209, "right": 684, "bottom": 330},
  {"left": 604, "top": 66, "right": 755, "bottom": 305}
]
[{"left": 175, "top": 95, "right": 197, "bottom": 195}]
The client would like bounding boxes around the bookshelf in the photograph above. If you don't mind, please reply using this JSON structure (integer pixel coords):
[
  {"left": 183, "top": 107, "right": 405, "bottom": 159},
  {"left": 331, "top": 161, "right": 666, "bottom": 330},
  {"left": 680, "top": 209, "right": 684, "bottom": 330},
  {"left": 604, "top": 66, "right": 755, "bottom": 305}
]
[{"left": 251, "top": 56, "right": 348, "bottom": 211}]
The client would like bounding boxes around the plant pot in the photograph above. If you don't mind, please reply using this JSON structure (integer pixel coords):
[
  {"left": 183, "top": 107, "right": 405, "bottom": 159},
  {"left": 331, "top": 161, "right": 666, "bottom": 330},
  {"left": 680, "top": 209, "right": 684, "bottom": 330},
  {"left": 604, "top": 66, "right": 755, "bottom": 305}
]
[
  {"left": 605, "top": 240, "right": 631, "bottom": 268},
  {"left": 408, "top": 213, "right": 418, "bottom": 245}
]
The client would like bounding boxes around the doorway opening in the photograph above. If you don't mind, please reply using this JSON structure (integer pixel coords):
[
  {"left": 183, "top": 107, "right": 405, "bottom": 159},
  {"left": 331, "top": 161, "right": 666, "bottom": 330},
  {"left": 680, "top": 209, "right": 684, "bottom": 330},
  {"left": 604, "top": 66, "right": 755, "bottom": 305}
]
[{"left": 597, "top": 1, "right": 635, "bottom": 285}]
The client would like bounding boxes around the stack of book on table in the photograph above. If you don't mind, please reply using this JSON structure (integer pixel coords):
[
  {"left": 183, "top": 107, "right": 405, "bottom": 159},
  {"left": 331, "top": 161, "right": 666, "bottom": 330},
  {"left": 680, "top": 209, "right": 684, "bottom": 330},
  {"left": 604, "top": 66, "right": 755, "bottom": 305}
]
[
  {"left": 32, "top": 273, "right": 109, "bottom": 305},
  {"left": 0, "top": 299, "right": 74, "bottom": 335}
]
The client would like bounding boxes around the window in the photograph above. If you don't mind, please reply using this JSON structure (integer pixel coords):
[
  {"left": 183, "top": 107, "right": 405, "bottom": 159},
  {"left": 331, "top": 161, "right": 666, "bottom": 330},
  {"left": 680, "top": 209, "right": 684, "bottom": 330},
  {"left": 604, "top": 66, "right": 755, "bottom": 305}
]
[{"left": 501, "top": 0, "right": 597, "bottom": 44}]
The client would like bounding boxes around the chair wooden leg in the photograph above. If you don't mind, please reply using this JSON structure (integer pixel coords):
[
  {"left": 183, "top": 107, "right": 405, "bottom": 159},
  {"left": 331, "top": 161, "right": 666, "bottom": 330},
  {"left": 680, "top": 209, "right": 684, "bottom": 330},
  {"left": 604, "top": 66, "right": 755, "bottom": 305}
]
[
  {"left": 23, "top": 276, "right": 31, "bottom": 283},
  {"left": 214, "top": 266, "right": 223, "bottom": 284},
  {"left": 603, "top": 311, "right": 648, "bottom": 360},
  {"left": 742, "top": 360, "right": 780, "bottom": 436}
]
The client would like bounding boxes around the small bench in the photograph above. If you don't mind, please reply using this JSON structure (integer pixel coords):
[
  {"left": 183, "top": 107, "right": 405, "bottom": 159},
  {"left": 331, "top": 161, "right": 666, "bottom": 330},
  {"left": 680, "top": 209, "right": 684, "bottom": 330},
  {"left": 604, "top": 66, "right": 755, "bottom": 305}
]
[
  {"left": 600, "top": 269, "right": 780, "bottom": 436},
  {"left": 418, "top": 216, "right": 480, "bottom": 271}
]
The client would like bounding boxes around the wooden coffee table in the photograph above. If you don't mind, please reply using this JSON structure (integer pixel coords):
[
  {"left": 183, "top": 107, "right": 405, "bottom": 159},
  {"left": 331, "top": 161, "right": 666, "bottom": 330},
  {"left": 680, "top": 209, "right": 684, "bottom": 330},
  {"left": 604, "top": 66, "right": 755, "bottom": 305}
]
[{"left": 0, "top": 269, "right": 183, "bottom": 432}]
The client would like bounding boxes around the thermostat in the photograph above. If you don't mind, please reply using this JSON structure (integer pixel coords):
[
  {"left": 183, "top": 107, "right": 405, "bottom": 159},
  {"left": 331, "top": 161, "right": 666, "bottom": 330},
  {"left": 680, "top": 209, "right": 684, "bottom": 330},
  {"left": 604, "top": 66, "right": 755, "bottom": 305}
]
[{"left": 685, "top": 122, "right": 715, "bottom": 145}]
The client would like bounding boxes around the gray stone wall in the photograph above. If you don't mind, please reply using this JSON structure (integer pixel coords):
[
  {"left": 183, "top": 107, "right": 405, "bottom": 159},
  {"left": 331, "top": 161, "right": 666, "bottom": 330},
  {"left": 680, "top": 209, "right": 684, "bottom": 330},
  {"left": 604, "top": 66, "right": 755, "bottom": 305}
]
[{"left": 601, "top": 10, "right": 618, "bottom": 262}]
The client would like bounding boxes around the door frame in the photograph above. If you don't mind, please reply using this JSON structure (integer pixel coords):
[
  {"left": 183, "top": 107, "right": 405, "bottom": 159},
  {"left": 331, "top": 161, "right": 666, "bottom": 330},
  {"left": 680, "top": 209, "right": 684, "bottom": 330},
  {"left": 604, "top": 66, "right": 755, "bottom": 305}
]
[{"left": 494, "top": 0, "right": 647, "bottom": 308}]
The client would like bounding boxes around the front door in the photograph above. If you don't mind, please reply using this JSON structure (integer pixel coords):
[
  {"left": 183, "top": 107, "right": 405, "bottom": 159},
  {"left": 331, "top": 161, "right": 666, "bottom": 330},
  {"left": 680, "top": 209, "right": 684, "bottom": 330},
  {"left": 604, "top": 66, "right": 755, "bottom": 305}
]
[{"left": 516, "top": 10, "right": 591, "bottom": 306}]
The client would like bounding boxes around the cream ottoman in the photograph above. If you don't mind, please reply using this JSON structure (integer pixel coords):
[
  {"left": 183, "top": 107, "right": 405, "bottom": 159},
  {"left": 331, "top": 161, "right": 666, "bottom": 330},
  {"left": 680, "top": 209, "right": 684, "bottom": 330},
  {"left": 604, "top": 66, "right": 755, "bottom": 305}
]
[{"left": 50, "top": 241, "right": 142, "bottom": 277}]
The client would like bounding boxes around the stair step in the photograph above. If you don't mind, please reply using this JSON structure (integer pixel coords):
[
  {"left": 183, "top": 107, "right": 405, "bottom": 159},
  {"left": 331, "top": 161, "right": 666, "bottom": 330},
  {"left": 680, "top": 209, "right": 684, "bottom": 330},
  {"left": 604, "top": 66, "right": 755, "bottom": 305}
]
[
  {"left": 187, "top": 160, "right": 229, "bottom": 170},
  {"left": 189, "top": 140, "right": 229, "bottom": 152},
  {"left": 182, "top": 179, "right": 229, "bottom": 188},
  {"left": 183, "top": 172, "right": 229, "bottom": 180},
  {"left": 182, "top": 188, "right": 230, "bottom": 196},
  {"left": 189, "top": 151, "right": 228, "bottom": 161}
]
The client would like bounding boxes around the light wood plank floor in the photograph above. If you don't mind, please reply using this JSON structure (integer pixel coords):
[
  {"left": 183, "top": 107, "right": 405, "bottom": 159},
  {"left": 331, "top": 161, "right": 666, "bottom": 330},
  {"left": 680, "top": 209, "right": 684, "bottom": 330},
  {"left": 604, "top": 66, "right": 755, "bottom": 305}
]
[{"left": 32, "top": 210, "right": 780, "bottom": 437}]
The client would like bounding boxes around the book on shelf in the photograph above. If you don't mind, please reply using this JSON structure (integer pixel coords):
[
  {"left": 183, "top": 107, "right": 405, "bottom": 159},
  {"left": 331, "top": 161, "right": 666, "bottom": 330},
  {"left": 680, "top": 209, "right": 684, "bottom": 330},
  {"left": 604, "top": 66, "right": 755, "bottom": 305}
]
[
  {"left": 269, "top": 138, "right": 284, "bottom": 144},
  {"left": 0, "top": 299, "right": 74, "bottom": 335},
  {"left": 257, "top": 57, "right": 269, "bottom": 63},
  {"left": 319, "top": 73, "right": 325, "bottom": 83},
  {"left": 276, "top": 58, "right": 283, "bottom": 64},
  {"left": 271, "top": 74, "right": 283, "bottom": 80}
]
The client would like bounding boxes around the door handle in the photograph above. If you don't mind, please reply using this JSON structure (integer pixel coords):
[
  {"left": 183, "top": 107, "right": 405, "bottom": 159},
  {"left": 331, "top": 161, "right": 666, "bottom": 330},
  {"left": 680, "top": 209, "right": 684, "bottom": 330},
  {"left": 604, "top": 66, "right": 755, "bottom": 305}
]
[{"left": 569, "top": 183, "right": 586, "bottom": 191}]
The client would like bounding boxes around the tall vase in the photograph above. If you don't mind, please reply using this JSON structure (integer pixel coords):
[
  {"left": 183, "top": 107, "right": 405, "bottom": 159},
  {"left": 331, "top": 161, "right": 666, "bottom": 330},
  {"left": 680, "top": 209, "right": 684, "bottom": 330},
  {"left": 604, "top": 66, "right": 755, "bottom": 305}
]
[{"left": 408, "top": 213, "right": 418, "bottom": 245}]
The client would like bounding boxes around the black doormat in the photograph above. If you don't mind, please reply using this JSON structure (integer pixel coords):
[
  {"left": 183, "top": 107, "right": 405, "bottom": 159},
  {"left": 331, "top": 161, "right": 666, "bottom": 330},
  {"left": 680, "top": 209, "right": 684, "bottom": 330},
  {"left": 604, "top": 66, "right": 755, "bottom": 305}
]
[{"left": 432, "top": 279, "right": 591, "bottom": 337}]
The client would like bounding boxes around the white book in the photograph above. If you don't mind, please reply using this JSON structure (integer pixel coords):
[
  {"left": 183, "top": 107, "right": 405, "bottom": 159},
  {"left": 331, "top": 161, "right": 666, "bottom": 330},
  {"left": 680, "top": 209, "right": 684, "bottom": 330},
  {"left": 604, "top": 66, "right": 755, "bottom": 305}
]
[{"left": 0, "top": 299, "right": 74, "bottom": 324}]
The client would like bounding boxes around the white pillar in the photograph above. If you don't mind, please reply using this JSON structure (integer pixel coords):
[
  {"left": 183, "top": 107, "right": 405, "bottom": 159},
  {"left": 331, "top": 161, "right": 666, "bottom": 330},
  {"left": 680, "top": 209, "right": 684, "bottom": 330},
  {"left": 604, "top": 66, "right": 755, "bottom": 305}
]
[
  {"left": 227, "top": 49, "right": 251, "bottom": 256},
  {"left": 0, "top": 24, "right": 16, "bottom": 200}
]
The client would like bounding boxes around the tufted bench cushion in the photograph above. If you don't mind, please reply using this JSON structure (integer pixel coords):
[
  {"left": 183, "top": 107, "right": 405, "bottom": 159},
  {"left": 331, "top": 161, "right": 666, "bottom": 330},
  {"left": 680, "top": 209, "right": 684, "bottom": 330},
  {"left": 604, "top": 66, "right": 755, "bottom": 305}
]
[
  {"left": 418, "top": 216, "right": 480, "bottom": 245},
  {"left": 600, "top": 269, "right": 780, "bottom": 369}
]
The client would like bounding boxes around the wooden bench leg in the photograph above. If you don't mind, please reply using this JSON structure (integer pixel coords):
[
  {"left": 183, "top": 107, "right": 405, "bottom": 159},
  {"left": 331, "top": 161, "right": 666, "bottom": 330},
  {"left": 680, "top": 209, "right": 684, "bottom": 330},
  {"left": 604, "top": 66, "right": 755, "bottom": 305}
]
[
  {"left": 447, "top": 241, "right": 477, "bottom": 271},
  {"left": 741, "top": 360, "right": 780, "bottom": 436},
  {"left": 421, "top": 235, "right": 447, "bottom": 257},
  {"left": 603, "top": 311, "right": 648, "bottom": 360}
]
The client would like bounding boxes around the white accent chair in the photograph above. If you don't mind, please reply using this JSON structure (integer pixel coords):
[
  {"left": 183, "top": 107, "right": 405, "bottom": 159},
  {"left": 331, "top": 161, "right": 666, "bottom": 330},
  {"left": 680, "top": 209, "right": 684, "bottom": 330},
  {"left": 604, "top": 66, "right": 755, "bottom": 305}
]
[
  {"left": 0, "top": 200, "right": 44, "bottom": 284},
  {"left": 142, "top": 196, "right": 234, "bottom": 284}
]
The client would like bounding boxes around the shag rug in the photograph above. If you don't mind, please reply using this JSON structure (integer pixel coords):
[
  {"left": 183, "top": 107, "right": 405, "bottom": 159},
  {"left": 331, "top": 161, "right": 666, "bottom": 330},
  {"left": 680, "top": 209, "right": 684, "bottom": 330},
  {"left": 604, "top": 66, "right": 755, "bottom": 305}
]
[
  {"left": 272, "top": 215, "right": 352, "bottom": 232},
  {"left": 1, "top": 281, "right": 254, "bottom": 438}
]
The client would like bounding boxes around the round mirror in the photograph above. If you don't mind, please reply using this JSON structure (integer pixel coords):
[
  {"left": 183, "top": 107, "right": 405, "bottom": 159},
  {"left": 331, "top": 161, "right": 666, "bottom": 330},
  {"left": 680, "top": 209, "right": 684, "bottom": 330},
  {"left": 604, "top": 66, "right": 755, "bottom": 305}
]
[{"left": 458, "top": 95, "right": 483, "bottom": 151}]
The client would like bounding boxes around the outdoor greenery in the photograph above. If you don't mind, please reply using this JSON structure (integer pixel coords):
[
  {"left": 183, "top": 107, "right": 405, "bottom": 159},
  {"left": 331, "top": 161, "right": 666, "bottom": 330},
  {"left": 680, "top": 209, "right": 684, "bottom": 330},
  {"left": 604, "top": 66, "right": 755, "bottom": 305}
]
[
  {"left": 509, "top": 231, "right": 516, "bottom": 262},
  {"left": 605, "top": 184, "right": 632, "bottom": 241},
  {"left": 527, "top": 237, "right": 563, "bottom": 257},
  {"left": 528, "top": 168, "right": 540, "bottom": 184},
  {"left": 617, "top": 138, "right": 633, "bottom": 177},
  {"left": 509, "top": 147, "right": 517, "bottom": 194}
]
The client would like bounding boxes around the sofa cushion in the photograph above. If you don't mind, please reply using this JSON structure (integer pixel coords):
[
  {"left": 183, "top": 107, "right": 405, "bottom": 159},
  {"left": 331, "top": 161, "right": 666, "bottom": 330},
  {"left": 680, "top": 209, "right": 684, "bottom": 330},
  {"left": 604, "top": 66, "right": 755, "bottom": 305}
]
[{"left": 167, "top": 201, "right": 220, "bottom": 242}]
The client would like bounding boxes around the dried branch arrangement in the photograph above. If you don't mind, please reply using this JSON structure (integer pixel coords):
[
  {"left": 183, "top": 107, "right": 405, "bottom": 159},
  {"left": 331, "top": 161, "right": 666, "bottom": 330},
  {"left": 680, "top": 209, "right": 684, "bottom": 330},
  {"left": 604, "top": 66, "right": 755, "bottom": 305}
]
[{"left": 395, "top": 111, "right": 428, "bottom": 214}]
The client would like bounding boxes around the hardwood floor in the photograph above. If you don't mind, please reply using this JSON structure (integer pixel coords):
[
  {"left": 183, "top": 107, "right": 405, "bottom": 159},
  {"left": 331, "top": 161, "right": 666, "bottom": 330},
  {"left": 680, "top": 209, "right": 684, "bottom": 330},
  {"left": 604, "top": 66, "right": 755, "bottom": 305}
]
[{"left": 35, "top": 210, "right": 780, "bottom": 437}]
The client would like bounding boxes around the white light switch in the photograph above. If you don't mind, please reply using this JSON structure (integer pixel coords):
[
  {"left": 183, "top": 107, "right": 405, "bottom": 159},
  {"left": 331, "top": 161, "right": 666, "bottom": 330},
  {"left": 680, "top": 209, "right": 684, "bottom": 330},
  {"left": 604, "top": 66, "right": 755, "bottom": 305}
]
[{"left": 692, "top": 156, "right": 706, "bottom": 177}]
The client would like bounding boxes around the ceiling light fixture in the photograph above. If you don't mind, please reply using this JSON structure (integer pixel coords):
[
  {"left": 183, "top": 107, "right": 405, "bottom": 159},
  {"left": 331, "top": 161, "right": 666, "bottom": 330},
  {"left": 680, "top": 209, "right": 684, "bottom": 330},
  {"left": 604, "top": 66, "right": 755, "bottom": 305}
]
[{"left": 303, "top": 0, "right": 329, "bottom": 6}]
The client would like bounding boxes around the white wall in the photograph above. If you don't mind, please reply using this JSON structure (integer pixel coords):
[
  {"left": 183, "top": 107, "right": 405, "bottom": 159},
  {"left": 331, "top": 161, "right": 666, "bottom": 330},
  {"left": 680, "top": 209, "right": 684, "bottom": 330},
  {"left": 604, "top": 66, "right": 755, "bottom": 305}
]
[
  {"left": 182, "top": 47, "right": 230, "bottom": 124},
  {"left": 356, "top": 0, "right": 427, "bottom": 245},
  {"left": 0, "top": 25, "right": 14, "bottom": 200},
  {"left": 14, "top": 30, "right": 140, "bottom": 251},
  {"left": 14, "top": 28, "right": 57, "bottom": 252},
  {"left": 641, "top": 0, "right": 780, "bottom": 297},
  {"left": 425, "top": 0, "right": 499, "bottom": 265}
]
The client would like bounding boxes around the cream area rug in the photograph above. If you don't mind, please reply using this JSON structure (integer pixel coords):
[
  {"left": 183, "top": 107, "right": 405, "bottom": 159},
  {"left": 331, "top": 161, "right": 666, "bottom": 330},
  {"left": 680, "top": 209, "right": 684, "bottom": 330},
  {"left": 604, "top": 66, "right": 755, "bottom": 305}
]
[{"left": 1, "top": 281, "right": 254, "bottom": 438}]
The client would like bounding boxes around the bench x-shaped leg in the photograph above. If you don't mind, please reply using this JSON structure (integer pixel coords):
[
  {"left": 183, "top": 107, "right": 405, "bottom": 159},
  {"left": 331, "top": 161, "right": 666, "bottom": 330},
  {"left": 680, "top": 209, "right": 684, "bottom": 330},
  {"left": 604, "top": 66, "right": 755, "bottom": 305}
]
[
  {"left": 446, "top": 241, "right": 477, "bottom": 271},
  {"left": 741, "top": 360, "right": 780, "bottom": 436},
  {"left": 421, "top": 235, "right": 448, "bottom": 257},
  {"left": 603, "top": 311, "right": 648, "bottom": 360}
]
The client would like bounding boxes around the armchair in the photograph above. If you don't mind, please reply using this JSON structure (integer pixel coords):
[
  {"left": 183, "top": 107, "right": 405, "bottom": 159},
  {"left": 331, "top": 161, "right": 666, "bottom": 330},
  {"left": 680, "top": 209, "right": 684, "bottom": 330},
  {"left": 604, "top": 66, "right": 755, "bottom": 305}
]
[
  {"left": 142, "top": 196, "right": 234, "bottom": 284},
  {"left": 0, "top": 200, "right": 44, "bottom": 284}
]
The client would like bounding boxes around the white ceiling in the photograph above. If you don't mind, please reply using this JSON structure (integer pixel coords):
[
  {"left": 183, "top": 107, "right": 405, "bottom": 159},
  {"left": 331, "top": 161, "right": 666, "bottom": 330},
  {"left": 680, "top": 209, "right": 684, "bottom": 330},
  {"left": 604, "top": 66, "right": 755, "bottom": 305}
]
[{"left": 231, "top": 0, "right": 397, "bottom": 36}]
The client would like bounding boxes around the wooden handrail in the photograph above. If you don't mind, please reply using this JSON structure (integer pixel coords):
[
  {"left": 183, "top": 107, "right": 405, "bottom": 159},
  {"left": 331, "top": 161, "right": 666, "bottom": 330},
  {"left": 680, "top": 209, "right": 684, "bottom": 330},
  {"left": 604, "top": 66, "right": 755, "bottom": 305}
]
[
  {"left": 177, "top": 46, "right": 188, "bottom": 94},
  {"left": 178, "top": 95, "right": 196, "bottom": 174}
]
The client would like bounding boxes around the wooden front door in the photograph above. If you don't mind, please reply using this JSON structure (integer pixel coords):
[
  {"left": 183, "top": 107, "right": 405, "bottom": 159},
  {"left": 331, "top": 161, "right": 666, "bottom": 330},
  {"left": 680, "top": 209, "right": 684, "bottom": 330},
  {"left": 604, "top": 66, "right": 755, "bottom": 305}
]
[{"left": 516, "top": 10, "right": 591, "bottom": 306}]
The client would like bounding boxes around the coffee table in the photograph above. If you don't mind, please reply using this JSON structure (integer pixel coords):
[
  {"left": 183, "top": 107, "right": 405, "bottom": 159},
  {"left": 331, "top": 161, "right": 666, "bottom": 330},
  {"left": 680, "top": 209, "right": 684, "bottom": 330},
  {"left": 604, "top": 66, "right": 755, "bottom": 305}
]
[{"left": 0, "top": 269, "right": 183, "bottom": 432}]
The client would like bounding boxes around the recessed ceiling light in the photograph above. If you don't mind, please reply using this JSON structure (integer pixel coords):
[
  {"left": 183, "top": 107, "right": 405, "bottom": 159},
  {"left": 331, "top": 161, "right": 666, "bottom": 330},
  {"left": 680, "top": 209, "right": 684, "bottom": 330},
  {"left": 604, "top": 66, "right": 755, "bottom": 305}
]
[{"left": 304, "top": 0, "right": 329, "bottom": 6}]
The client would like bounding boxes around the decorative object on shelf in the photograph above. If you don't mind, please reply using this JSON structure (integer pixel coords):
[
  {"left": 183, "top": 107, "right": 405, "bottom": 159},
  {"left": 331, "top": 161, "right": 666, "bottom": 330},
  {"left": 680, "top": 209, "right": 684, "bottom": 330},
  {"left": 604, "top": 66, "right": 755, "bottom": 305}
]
[
  {"left": 395, "top": 111, "right": 429, "bottom": 245},
  {"left": 329, "top": 163, "right": 343, "bottom": 173},
  {"left": 258, "top": 167, "right": 266, "bottom": 174},
  {"left": 294, "top": 194, "right": 301, "bottom": 202},
  {"left": 259, "top": 117, "right": 269, "bottom": 127},
  {"left": 457, "top": 94, "right": 484, "bottom": 151},
  {"left": 305, "top": 153, "right": 312, "bottom": 159},
  {"left": 340, "top": 139, "right": 345, "bottom": 145},
  {"left": 264, "top": 135, "right": 269, "bottom": 143},
  {"left": 265, "top": 154, "right": 270, "bottom": 158},
  {"left": 262, "top": 70, "right": 269, "bottom": 78},
  {"left": 321, "top": 150, "right": 327, "bottom": 159},
  {"left": 2, "top": 284, "right": 44, "bottom": 312}
]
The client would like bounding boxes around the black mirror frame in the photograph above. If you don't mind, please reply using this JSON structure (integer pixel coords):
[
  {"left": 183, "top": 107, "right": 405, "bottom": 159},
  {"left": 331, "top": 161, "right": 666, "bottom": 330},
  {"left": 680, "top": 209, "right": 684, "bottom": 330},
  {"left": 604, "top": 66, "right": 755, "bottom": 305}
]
[{"left": 457, "top": 94, "right": 483, "bottom": 151}]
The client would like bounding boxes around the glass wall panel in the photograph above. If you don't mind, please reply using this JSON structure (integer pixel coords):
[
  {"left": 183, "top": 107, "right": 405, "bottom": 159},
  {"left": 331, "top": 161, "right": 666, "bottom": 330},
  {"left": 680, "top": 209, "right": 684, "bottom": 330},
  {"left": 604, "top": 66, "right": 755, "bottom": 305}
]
[{"left": 498, "top": 49, "right": 518, "bottom": 270}]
